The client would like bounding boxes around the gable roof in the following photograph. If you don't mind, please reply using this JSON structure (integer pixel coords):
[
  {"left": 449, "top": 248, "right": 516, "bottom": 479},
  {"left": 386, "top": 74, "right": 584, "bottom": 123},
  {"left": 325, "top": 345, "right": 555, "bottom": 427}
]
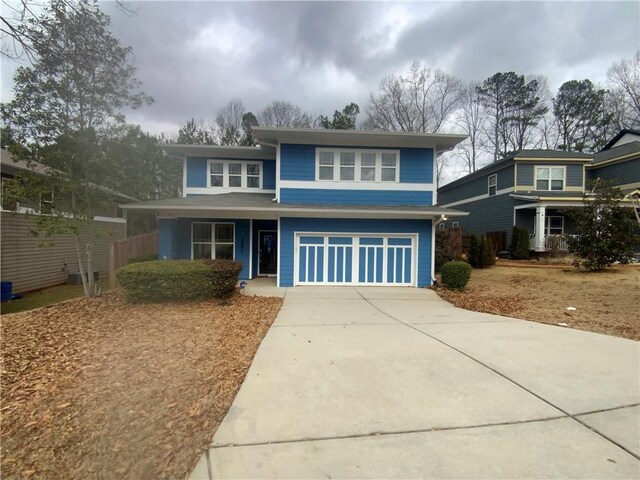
[
  {"left": 592, "top": 141, "right": 640, "bottom": 164},
  {"left": 602, "top": 129, "right": 640, "bottom": 151},
  {"left": 252, "top": 127, "right": 467, "bottom": 152}
]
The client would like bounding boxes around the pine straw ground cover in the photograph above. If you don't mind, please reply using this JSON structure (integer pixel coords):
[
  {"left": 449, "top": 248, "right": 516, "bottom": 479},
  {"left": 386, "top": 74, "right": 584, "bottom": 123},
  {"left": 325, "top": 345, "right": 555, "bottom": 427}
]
[
  {"left": 1, "top": 291, "right": 282, "bottom": 479},
  {"left": 436, "top": 264, "right": 640, "bottom": 340}
]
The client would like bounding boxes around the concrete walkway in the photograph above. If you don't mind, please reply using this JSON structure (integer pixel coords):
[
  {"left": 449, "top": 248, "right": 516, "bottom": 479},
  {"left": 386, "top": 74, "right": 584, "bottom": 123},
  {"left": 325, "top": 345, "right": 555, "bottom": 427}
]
[{"left": 191, "top": 286, "right": 640, "bottom": 479}]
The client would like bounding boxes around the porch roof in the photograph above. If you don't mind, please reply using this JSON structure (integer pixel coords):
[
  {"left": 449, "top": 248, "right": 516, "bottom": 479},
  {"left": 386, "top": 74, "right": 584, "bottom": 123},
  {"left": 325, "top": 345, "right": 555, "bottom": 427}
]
[{"left": 120, "top": 192, "right": 467, "bottom": 218}]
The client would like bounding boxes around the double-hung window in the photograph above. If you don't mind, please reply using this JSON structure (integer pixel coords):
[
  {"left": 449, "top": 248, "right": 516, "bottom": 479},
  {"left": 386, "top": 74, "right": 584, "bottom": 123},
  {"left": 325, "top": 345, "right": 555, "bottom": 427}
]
[
  {"left": 536, "top": 166, "right": 564, "bottom": 191},
  {"left": 488, "top": 174, "right": 497, "bottom": 196},
  {"left": 316, "top": 149, "right": 399, "bottom": 182},
  {"left": 208, "top": 160, "right": 262, "bottom": 189},
  {"left": 545, "top": 216, "right": 564, "bottom": 236},
  {"left": 192, "top": 222, "right": 235, "bottom": 260}
]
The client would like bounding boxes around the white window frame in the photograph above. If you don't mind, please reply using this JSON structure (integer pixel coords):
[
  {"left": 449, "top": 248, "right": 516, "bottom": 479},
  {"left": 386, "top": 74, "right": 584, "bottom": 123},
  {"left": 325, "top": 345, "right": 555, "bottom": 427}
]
[
  {"left": 452, "top": 221, "right": 459, "bottom": 228},
  {"left": 535, "top": 166, "right": 565, "bottom": 191},
  {"left": 488, "top": 174, "right": 497, "bottom": 196},
  {"left": 315, "top": 148, "right": 400, "bottom": 183},
  {"left": 438, "top": 222, "right": 445, "bottom": 231},
  {"left": 545, "top": 216, "right": 564, "bottom": 236},
  {"left": 207, "top": 159, "right": 263, "bottom": 190},
  {"left": 191, "top": 222, "right": 236, "bottom": 260}
]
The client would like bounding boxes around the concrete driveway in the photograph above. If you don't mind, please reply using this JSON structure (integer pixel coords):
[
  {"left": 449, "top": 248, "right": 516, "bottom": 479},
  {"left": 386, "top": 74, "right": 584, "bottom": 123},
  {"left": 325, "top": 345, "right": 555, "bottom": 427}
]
[{"left": 191, "top": 287, "right": 640, "bottom": 479}]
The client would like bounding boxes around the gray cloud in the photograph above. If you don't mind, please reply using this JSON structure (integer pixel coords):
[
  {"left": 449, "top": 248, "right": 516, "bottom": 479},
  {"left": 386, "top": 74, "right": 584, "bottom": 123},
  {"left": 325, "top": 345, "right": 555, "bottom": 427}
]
[{"left": 3, "top": 1, "right": 638, "bottom": 136}]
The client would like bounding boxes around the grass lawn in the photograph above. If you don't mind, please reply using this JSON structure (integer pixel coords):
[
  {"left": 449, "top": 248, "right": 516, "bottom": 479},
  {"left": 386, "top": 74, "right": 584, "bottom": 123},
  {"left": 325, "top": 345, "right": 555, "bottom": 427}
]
[
  {"left": 1, "top": 291, "right": 282, "bottom": 479},
  {"left": 1, "top": 284, "right": 88, "bottom": 314},
  {"left": 436, "top": 264, "right": 640, "bottom": 340}
]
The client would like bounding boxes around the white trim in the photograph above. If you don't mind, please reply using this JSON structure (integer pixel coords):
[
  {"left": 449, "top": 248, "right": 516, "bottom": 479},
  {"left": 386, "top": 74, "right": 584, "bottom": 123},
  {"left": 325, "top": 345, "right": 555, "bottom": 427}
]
[
  {"left": 430, "top": 221, "right": 435, "bottom": 284},
  {"left": 257, "top": 229, "right": 278, "bottom": 276},
  {"left": 545, "top": 215, "right": 564, "bottom": 236},
  {"left": 275, "top": 143, "right": 281, "bottom": 201},
  {"left": 279, "top": 180, "right": 434, "bottom": 191},
  {"left": 293, "top": 231, "right": 418, "bottom": 287},
  {"left": 534, "top": 165, "right": 566, "bottom": 192},
  {"left": 488, "top": 174, "right": 497, "bottom": 196},
  {"left": 190, "top": 221, "right": 236, "bottom": 260},
  {"left": 184, "top": 187, "right": 275, "bottom": 195},
  {"left": 315, "top": 148, "right": 400, "bottom": 184},
  {"left": 440, "top": 187, "right": 514, "bottom": 207},
  {"left": 206, "top": 159, "right": 263, "bottom": 190},
  {"left": 182, "top": 157, "right": 187, "bottom": 198},
  {"left": 249, "top": 219, "right": 253, "bottom": 279},
  {"left": 451, "top": 221, "right": 459, "bottom": 228},
  {"left": 276, "top": 217, "right": 281, "bottom": 287},
  {"left": 93, "top": 216, "right": 126, "bottom": 224},
  {"left": 432, "top": 148, "right": 438, "bottom": 204}
]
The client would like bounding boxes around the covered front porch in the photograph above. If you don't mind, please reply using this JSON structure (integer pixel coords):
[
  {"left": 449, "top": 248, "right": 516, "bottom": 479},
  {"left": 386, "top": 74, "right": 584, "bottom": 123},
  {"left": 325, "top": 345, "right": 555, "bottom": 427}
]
[{"left": 514, "top": 204, "right": 578, "bottom": 253}]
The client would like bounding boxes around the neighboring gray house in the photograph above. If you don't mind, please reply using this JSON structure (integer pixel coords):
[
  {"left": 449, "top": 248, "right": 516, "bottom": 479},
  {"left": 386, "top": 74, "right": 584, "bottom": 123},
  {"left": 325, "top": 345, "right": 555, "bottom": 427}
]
[{"left": 437, "top": 130, "right": 640, "bottom": 253}]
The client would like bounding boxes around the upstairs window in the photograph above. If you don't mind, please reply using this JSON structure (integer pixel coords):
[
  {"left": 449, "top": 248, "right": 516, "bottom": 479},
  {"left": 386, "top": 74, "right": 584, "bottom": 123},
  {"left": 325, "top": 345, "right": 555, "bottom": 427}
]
[
  {"left": 316, "top": 149, "right": 400, "bottom": 183},
  {"left": 488, "top": 174, "right": 497, "bottom": 196},
  {"left": 207, "top": 160, "right": 262, "bottom": 189},
  {"left": 536, "top": 166, "right": 564, "bottom": 191}
]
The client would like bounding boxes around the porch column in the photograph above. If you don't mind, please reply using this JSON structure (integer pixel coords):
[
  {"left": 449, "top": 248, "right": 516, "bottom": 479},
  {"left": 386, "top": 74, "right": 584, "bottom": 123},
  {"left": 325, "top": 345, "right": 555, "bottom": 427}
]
[{"left": 534, "top": 205, "right": 546, "bottom": 252}]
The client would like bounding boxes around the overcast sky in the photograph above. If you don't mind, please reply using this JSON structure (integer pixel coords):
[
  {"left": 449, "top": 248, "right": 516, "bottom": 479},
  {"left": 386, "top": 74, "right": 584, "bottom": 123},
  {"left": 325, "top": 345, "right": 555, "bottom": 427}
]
[{"left": 2, "top": 1, "right": 639, "bottom": 138}]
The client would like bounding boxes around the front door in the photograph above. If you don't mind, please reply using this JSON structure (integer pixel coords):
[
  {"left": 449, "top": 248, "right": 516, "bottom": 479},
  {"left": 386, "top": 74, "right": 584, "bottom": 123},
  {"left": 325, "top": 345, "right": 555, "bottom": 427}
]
[{"left": 258, "top": 230, "right": 278, "bottom": 275}]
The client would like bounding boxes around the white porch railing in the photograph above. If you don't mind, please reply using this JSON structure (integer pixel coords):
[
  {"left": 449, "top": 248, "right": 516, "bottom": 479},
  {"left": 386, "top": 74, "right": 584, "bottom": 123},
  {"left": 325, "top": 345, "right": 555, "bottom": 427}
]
[{"left": 529, "top": 234, "right": 570, "bottom": 252}]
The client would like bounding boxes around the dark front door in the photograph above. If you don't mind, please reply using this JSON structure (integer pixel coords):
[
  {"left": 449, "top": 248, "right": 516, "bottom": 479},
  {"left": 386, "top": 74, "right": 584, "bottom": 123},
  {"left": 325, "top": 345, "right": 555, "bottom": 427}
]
[{"left": 259, "top": 230, "right": 277, "bottom": 275}]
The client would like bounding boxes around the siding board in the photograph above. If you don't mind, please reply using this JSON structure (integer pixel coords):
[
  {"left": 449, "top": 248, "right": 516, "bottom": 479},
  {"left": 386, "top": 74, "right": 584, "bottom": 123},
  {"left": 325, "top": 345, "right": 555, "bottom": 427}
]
[{"left": 1, "top": 212, "right": 126, "bottom": 293}]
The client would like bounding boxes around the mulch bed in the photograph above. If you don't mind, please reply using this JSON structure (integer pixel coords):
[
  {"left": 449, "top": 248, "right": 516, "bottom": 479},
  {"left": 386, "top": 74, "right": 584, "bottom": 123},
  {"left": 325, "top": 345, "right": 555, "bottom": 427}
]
[
  {"left": 435, "top": 287, "right": 527, "bottom": 317},
  {"left": 1, "top": 291, "right": 282, "bottom": 479}
]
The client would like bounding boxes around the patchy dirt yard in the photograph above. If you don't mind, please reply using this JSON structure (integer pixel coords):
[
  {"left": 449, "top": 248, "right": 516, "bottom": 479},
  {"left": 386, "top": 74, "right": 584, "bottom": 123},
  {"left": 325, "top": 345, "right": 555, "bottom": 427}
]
[
  {"left": 436, "top": 264, "right": 640, "bottom": 340},
  {"left": 1, "top": 292, "right": 282, "bottom": 480}
]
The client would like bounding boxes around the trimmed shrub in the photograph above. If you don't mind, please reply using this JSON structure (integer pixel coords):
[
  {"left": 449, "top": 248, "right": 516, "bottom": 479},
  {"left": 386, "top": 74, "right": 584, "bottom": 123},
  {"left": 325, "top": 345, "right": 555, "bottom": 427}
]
[
  {"left": 203, "top": 259, "right": 244, "bottom": 298},
  {"left": 440, "top": 261, "right": 472, "bottom": 290},
  {"left": 116, "top": 259, "right": 243, "bottom": 303},
  {"left": 516, "top": 228, "right": 530, "bottom": 259},
  {"left": 128, "top": 253, "right": 159, "bottom": 264},
  {"left": 468, "top": 234, "right": 480, "bottom": 267},
  {"left": 482, "top": 236, "right": 496, "bottom": 267},
  {"left": 509, "top": 226, "right": 521, "bottom": 258}
]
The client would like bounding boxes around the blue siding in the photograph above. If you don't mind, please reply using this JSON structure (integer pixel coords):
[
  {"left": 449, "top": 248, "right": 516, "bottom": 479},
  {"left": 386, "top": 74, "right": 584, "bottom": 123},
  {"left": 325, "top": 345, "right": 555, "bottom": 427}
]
[
  {"left": 589, "top": 157, "right": 640, "bottom": 190},
  {"left": 279, "top": 217, "right": 433, "bottom": 287},
  {"left": 263, "top": 159, "right": 276, "bottom": 190},
  {"left": 516, "top": 163, "right": 534, "bottom": 186},
  {"left": 280, "top": 144, "right": 434, "bottom": 184},
  {"left": 186, "top": 157, "right": 207, "bottom": 188},
  {"left": 439, "top": 163, "right": 514, "bottom": 205},
  {"left": 280, "top": 144, "right": 316, "bottom": 181},
  {"left": 566, "top": 164, "right": 584, "bottom": 187},
  {"left": 398, "top": 148, "right": 433, "bottom": 183},
  {"left": 186, "top": 157, "right": 276, "bottom": 191},
  {"left": 158, "top": 217, "right": 251, "bottom": 280},
  {"left": 280, "top": 188, "right": 432, "bottom": 205}
]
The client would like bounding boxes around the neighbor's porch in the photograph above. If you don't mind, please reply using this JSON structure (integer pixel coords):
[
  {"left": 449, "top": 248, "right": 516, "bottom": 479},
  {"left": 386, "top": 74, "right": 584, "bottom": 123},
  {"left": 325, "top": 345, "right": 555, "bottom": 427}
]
[
  {"left": 514, "top": 204, "right": 578, "bottom": 252},
  {"left": 158, "top": 217, "right": 278, "bottom": 281}
]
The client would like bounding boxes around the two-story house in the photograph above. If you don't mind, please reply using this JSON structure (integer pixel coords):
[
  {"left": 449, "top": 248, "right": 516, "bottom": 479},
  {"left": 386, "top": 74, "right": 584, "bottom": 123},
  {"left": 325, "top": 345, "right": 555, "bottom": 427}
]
[
  {"left": 121, "top": 127, "right": 467, "bottom": 287},
  {"left": 437, "top": 129, "right": 640, "bottom": 253}
]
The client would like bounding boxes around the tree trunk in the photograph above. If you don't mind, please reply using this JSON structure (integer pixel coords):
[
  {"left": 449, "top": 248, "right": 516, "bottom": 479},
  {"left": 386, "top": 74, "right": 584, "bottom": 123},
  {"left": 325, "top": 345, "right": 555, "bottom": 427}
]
[
  {"left": 86, "top": 242, "right": 96, "bottom": 297},
  {"left": 75, "top": 236, "right": 90, "bottom": 297}
]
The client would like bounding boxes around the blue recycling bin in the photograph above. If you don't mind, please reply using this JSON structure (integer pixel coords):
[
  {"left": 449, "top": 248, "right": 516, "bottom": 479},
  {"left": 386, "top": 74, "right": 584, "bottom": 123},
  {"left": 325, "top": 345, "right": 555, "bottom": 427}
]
[{"left": 1, "top": 281, "right": 13, "bottom": 303}]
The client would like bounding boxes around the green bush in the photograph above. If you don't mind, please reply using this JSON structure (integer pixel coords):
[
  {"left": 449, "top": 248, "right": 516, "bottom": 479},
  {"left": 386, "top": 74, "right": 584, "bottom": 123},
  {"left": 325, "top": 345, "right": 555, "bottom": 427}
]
[
  {"left": 468, "top": 234, "right": 480, "bottom": 267},
  {"left": 516, "top": 228, "right": 530, "bottom": 259},
  {"left": 509, "top": 226, "right": 520, "bottom": 258},
  {"left": 483, "top": 236, "right": 496, "bottom": 267},
  {"left": 127, "top": 253, "right": 159, "bottom": 264},
  {"left": 116, "top": 259, "right": 243, "bottom": 303},
  {"left": 440, "top": 261, "right": 472, "bottom": 290}
]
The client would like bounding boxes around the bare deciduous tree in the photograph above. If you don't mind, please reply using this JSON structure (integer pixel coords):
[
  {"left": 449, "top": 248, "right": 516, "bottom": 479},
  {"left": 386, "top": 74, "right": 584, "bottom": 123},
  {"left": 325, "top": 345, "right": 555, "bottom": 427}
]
[
  {"left": 215, "top": 98, "right": 246, "bottom": 146},
  {"left": 364, "top": 61, "right": 463, "bottom": 134},
  {"left": 258, "top": 100, "right": 311, "bottom": 128},
  {"left": 453, "top": 83, "right": 486, "bottom": 173},
  {"left": 607, "top": 51, "right": 640, "bottom": 128}
]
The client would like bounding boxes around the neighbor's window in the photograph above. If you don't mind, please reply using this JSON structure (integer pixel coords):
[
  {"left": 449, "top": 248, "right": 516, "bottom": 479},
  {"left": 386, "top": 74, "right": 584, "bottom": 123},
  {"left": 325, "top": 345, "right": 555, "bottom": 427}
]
[
  {"left": 316, "top": 149, "right": 400, "bottom": 182},
  {"left": 488, "top": 174, "right": 497, "bottom": 196},
  {"left": 192, "top": 222, "right": 235, "bottom": 259},
  {"left": 452, "top": 221, "right": 459, "bottom": 228},
  {"left": 207, "top": 160, "right": 263, "bottom": 189},
  {"left": 545, "top": 216, "right": 564, "bottom": 235},
  {"left": 438, "top": 222, "right": 445, "bottom": 231},
  {"left": 536, "top": 167, "right": 564, "bottom": 191}
]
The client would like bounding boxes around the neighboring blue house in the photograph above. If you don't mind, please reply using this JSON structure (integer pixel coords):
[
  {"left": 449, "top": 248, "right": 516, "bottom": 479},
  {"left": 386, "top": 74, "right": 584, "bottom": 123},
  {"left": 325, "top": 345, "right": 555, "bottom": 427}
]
[
  {"left": 121, "top": 128, "right": 467, "bottom": 287},
  {"left": 437, "top": 129, "right": 640, "bottom": 253}
]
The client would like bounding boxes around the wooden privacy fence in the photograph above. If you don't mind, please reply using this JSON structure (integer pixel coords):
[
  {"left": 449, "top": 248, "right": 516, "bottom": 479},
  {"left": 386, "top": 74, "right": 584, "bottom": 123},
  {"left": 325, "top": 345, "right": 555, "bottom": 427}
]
[{"left": 109, "top": 230, "right": 158, "bottom": 287}]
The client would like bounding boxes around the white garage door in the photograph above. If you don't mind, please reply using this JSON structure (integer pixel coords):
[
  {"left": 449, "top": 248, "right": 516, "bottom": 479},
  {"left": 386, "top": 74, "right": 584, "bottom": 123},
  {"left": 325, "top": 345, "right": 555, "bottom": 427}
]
[{"left": 295, "top": 233, "right": 416, "bottom": 286}]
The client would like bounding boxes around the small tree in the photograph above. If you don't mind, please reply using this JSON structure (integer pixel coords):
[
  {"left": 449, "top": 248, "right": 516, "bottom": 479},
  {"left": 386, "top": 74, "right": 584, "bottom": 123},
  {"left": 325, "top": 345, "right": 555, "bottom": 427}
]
[
  {"left": 468, "top": 234, "right": 479, "bottom": 267},
  {"left": 516, "top": 228, "right": 531, "bottom": 260},
  {"left": 509, "top": 226, "right": 521, "bottom": 258},
  {"left": 482, "top": 236, "right": 496, "bottom": 267},
  {"left": 565, "top": 180, "right": 636, "bottom": 271}
]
